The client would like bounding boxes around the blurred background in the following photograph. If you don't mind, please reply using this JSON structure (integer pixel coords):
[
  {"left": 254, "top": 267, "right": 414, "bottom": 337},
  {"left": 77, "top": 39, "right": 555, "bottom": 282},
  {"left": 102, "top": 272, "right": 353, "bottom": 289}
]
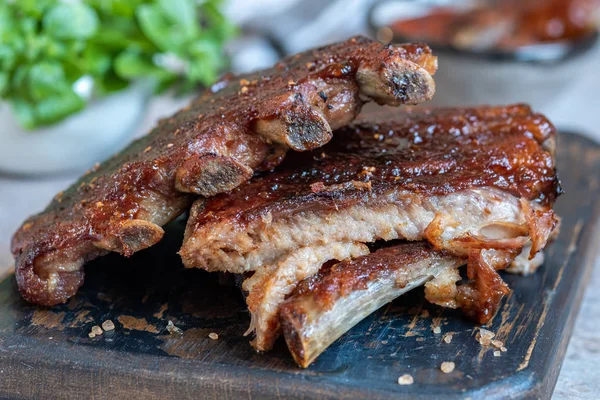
[{"left": 0, "top": 1, "right": 599, "bottom": 397}]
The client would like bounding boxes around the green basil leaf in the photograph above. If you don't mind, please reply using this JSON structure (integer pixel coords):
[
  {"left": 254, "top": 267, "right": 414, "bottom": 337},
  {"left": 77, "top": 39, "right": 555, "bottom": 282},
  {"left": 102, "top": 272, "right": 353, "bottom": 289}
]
[
  {"left": 24, "top": 34, "right": 51, "bottom": 63},
  {"left": 158, "top": 0, "right": 198, "bottom": 37},
  {"left": 0, "top": 45, "right": 16, "bottom": 71},
  {"left": 88, "top": 0, "right": 145, "bottom": 18},
  {"left": 189, "top": 39, "right": 220, "bottom": 60},
  {"left": 34, "top": 90, "right": 85, "bottom": 126},
  {"left": 11, "top": 98, "right": 36, "bottom": 130},
  {"left": 18, "top": 0, "right": 54, "bottom": 18},
  {"left": 44, "top": 39, "right": 68, "bottom": 59},
  {"left": 114, "top": 51, "right": 171, "bottom": 80},
  {"left": 96, "top": 72, "right": 128, "bottom": 94},
  {"left": 43, "top": 3, "right": 99, "bottom": 40},
  {"left": 0, "top": 5, "right": 16, "bottom": 37},
  {"left": 154, "top": 74, "right": 178, "bottom": 93},
  {"left": 1, "top": 0, "right": 235, "bottom": 128},
  {"left": 27, "top": 62, "right": 69, "bottom": 100},
  {"left": 201, "top": 0, "right": 237, "bottom": 41},
  {"left": 137, "top": 3, "right": 194, "bottom": 54},
  {"left": 136, "top": 4, "right": 172, "bottom": 51},
  {"left": 0, "top": 72, "right": 8, "bottom": 96},
  {"left": 19, "top": 17, "right": 37, "bottom": 39},
  {"left": 81, "top": 46, "right": 111, "bottom": 76},
  {"left": 11, "top": 66, "right": 30, "bottom": 94},
  {"left": 188, "top": 59, "right": 216, "bottom": 86},
  {"left": 62, "top": 62, "right": 85, "bottom": 88}
]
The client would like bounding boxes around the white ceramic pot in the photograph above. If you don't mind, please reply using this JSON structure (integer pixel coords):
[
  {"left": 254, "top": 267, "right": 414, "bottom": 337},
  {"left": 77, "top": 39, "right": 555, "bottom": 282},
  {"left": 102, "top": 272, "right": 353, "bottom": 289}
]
[{"left": 0, "top": 83, "right": 150, "bottom": 176}]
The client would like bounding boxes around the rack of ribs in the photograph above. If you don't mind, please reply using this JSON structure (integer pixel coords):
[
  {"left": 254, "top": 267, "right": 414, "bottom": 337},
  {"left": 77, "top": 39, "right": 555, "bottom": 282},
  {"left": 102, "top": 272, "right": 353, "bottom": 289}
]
[
  {"left": 11, "top": 36, "right": 437, "bottom": 306},
  {"left": 180, "top": 104, "right": 561, "bottom": 354}
]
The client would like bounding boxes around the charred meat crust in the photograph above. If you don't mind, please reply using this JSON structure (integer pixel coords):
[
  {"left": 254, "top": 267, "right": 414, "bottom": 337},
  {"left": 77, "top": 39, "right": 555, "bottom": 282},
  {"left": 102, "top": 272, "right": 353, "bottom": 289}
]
[
  {"left": 181, "top": 104, "right": 561, "bottom": 273},
  {"left": 12, "top": 36, "right": 437, "bottom": 306},
  {"left": 279, "top": 242, "right": 464, "bottom": 367},
  {"left": 182, "top": 105, "right": 560, "bottom": 353}
]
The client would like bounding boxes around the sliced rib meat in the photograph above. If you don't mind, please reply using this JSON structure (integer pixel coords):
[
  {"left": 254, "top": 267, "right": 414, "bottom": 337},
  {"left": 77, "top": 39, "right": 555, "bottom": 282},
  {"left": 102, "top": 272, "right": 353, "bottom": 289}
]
[
  {"left": 12, "top": 36, "right": 437, "bottom": 306},
  {"left": 181, "top": 104, "right": 561, "bottom": 350},
  {"left": 279, "top": 241, "right": 464, "bottom": 368},
  {"left": 243, "top": 242, "right": 370, "bottom": 350},
  {"left": 280, "top": 238, "right": 552, "bottom": 367}
]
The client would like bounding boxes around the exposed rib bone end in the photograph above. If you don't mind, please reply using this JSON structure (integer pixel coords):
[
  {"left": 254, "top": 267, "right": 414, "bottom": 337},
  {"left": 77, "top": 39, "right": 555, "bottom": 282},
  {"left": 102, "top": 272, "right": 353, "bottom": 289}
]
[
  {"left": 175, "top": 154, "right": 254, "bottom": 197},
  {"left": 94, "top": 219, "right": 164, "bottom": 256},
  {"left": 357, "top": 61, "right": 436, "bottom": 106},
  {"left": 254, "top": 106, "right": 333, "bottom": 152}
]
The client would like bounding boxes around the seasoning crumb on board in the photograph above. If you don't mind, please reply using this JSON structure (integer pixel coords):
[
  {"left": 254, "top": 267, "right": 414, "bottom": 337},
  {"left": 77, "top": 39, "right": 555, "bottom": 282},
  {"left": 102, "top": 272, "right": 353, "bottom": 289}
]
[
  {"left": 476, "top": 328, "right": 495, "bottom": 346},
  {"left": 208, "top": 332, "right": 219, "bottom": 340},
  {"left": 443, "top": 333, "right": 453, "bottom": 343},
  {"left": 475, "top": 328, "right": 509, "bottom": 352},
  {"left": 88, "top": 325, "right": 103, "bottom": 338},
  {"left": 494, "top": 351, "right": 501, "bottom": 357},
  {"left": 397, "top": 374, "right": 414, "bottom": 385},
  {"left": 433, "top": 326, "right": 441, "bottom": 334},
  {"left": 166, "top": 320, "right": 183, "bottom": 335},
  {"left": 91, "top": 325, "right": 103, "bottom": 336},
  {"left": 102, "top": 320, "right": 115, "bottom": 331},
  {"left": 440, "top": 361, "right": 455, "bottom": 373}
]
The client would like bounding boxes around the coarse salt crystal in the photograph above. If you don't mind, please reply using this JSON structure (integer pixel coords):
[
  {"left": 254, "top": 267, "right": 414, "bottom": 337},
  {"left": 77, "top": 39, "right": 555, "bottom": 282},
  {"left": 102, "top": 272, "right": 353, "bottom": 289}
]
[
  {"left": 91, "top": 325, "right": 103, "bottom": 336},
  {"left": 397, "top": 374, "right": 414, "bottom": 385},
  {"left": 476, "top": 328, "right": 495, "bottom": 346},
  {"left": 440, "top": 361, "right": 455, "bottom": 373},
  {"left": 101, "top": 320, "right": 115, "bottom": 331},
  {"left": 166, "top": 320, "right": 183, "bottom": 335}
]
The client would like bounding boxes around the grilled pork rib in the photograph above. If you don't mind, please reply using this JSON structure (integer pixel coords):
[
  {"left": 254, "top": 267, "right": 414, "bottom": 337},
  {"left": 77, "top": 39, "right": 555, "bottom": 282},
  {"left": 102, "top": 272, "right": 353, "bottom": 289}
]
[
  {"left": 280, "top": 240, "right": 550, "bottom": 367},
  {"left": 12, "top": 37, "right": 437, "bottom": 306},
  {"left": 181, "top": 105, "right": 561, "bottom": 351},
  {"left": 279, "top": 242, "right": 464, "bottom": 368}
]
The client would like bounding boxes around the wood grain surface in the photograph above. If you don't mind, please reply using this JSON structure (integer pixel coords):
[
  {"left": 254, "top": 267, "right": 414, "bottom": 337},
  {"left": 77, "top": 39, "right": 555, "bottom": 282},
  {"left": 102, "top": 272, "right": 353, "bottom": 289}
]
[{"left": 0, "top": 132, "right": 598, "bottom": 400}]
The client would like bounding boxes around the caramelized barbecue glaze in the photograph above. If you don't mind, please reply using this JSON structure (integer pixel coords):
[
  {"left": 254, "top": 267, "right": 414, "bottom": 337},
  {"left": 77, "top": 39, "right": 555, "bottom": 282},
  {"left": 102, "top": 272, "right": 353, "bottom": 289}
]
[
  {"left": 186, "top": 105, "right": 561, "bottom": 326},
  {"left": 12, "top": 37, "right": 437, "bottom": 306},
  {"left": 194, "top": 104, "right": 561, "bottom": 228}
]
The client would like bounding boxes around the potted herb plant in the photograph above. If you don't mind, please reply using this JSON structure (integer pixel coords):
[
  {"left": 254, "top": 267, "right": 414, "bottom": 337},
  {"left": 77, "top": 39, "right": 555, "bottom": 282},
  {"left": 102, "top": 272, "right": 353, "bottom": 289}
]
[{"left": 0, "top": 0, "right": 235, "bottom": 175}]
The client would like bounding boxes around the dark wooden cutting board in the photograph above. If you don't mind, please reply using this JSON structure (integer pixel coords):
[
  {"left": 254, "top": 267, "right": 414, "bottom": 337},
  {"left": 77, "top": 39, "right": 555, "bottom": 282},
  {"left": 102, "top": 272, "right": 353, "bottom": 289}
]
[{"left": 0, "top": 132, "right": 598, "bottom": 400}]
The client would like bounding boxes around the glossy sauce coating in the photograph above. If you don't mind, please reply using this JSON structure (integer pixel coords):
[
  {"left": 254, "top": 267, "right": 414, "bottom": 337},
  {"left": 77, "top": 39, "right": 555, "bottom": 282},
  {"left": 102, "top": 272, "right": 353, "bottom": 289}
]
[
  {"left": 193, "top": 104, "right": 561, "bottom": 229},
  {"left": 12, "top": 36, "right": 437, "bottom": 306}
]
